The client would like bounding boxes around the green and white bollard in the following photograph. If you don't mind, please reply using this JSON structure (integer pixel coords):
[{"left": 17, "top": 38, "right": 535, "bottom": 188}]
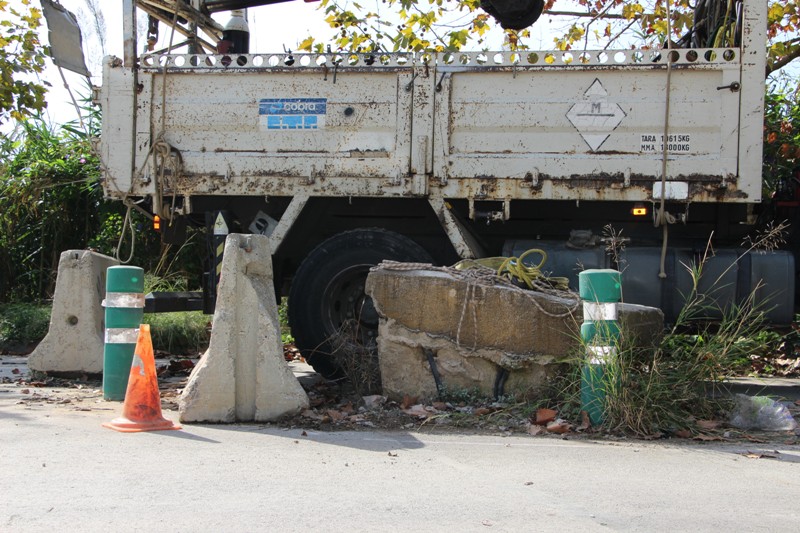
[
  {"left": 102, "top": 266, "right": 145, "bottom": 401},
  {"left": 579, "top": 269, "right": 621, "bottom": 426}
]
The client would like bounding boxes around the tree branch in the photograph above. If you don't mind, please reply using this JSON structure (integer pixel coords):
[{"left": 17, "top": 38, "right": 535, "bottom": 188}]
[
  {"left": 603, "top": 20, "right": 639, "bottom": 51},
  {"left": 582, "top": 2, "right": 617, "bottom": 50},
  {"left": 767, "top": 46, "right": 800, "bottom": 77},
  {"left": 545, "top": 10, "right": 628, "bottom": 20}
]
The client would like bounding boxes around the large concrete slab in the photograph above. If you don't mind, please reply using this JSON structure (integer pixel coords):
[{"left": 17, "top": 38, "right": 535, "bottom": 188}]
[
  {"left": 28, "top": 250, "right": 118, "bottom": 373},
  {"left": 179, "top": 234, "right": 308, "bottom": 422},
  {"left": 366, "top": 268, "right": 581, "bottom": 400},
  {"left": 618, "top": 302, "right": 665, "bottom": 347},
  {"left": 367, "top": 267, "right": 663, "bottom": 401},
  {"left": 367, "top": 268, "right": 581, "bottom": 355}
]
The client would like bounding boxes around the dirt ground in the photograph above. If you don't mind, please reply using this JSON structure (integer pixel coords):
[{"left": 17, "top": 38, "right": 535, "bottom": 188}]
[{"left": 3, "top": 353, "right": 800, "bottom": 449}]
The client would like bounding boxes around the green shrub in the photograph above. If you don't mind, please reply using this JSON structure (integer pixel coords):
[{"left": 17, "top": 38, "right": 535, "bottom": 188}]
[
  {"left": 0, "top": 120, "right": 102, "bottom": 301},
  {"left": 0, "top": 301, "right": 211, "bottom": 355},
  {"left": 0, "top": 115, "right": 200, "bottom": 303},
  {"left": 0, "top": 303, "right": 51, "bottom": 347},
  {"left": 279, "top": 297, "right": 294, "bottom": 344}
]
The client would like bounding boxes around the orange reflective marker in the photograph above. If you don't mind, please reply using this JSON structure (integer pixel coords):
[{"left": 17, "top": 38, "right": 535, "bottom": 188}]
[
  {"left": 103, "top": 324, "right": 181, "bottom": 433},
  {"left": 153, "top": 215, "right": 161, "bottom": 231}
]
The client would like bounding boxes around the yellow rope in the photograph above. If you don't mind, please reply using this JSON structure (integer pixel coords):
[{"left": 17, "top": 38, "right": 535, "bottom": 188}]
[{"left": 454, "top": 249, "right": 571, "bottom": 291}]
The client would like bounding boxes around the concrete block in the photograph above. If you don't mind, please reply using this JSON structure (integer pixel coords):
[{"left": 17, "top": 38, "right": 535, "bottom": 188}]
[
  {"left": 179, "top": 234, "right": 308, "bottom": 423},
  {"left": 618, "top": 303, "right": 664, "bottom": 347},
  {"left": 28, "top": 250, "right": 118, "bottom": 373},
  {"left": 366, "top": 267, "right": 664, "bottom": 402},
  {"left": 367, "top": 268, "right": 579, "bottom": 401},
  {"left": 366, "top": 269, "right": 580, "bottom": 355},
  {"left": 376, "top": 320, "right": 564, "bottom": 400}
]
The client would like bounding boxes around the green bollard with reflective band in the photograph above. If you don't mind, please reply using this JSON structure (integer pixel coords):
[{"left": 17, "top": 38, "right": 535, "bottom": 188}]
[
  {"left": 579, "top": 269, "right": 621, "bottom": 302},
  {"left": 581, "top": 364, "right": 606, "bottom": 426},
  {"left": 102, "top": 266, "right": 144, "bottom": 400},
  {"left": 579, "top": 269, "right": 622, "bottom": 426}
]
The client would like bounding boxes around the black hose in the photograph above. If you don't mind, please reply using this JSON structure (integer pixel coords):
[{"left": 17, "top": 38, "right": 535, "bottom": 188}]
[
  {"left": 493, "top": 368, "right": 510, "bottom": 399},
  {"left": 424, "top": 348, "right": 443, "bottom": 396}
]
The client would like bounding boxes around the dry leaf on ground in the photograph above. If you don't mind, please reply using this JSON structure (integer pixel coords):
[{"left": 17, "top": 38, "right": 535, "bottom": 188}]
[
  {"left": 403, "top": 404, "right": 429, "bottom": 418},
  {"left": 534, "top": 408, "right": 557, "bottom": 426},
  {"left": 743, "top": 451, "right": 779, "bottom": 460},
  {"left": 694, "top": 434, "right": 724, "bottom": 442},
  {"left": 546, "top": 419, "right": 572, "bottom": 434},
  {"left": 577, "top": 411, "right": 591, "bottom": 431},
  {"left": 400, "top": 395, "right": 418, "bottom": 410},
  {"left": 528, "top": 424, "right": 546, "bottom": 436},
  {"left": 326, "top": 409, "right": 346, "bottom": 422}
]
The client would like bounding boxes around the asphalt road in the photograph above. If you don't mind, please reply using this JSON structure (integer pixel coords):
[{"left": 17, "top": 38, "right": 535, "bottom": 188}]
[{"left": 2, "top": 384, "right": 800, "bottom": 533}]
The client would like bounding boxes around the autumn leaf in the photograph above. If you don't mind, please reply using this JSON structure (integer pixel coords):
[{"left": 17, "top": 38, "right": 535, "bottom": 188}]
[
  {"left": 528, "top": 424, "right": 546, "bottom": 436},
  {"left": 297, "top": 37, "right": 315, "bottom": 51},
  {"left": 546, "top": 419, "right": 572, "bottom": 434},
  {"left": 534, "top": 408, "right": 557, "bottom": 425},
  {"left": 694, "top": 434, "right": 723, "bottom": 442},
  {"left": 400, "top": 394, "right": 418, "bottom": 410},
  {"left": 578, "top": 410, "right": 591, "bottom": 431}
]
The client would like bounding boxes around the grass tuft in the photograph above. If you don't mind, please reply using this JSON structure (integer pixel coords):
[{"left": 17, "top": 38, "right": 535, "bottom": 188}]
[
  {"left": 557, "top": 228, "right": 789, "bottom": 437},
  {"left": 329, "top": 320, "right": 382, "bottom": 396},
  {"left": 143, "top": 311, "right": 210, "bottom": 355},
  {"left": 278, "top": 297, "right": 294, "bottom": 344}
]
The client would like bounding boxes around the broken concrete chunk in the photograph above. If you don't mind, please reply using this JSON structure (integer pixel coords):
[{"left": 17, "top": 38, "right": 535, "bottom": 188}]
[
  {"left": 366, "top": 266, "right": 663, "bottom": 402},
  {"left": 367, "top": 268, "right": 580, "bottom": 355},
  {"left": 367, "top": 267, "right": 578, "bottom": 401},
  {"left": 617, "top": 303, "right": 665, "bottom": 347}
]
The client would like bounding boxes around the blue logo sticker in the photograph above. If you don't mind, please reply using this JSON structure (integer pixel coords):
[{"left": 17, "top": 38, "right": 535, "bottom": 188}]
[{"left": 259, "top": 98, "right": 326, "bottom": 130}]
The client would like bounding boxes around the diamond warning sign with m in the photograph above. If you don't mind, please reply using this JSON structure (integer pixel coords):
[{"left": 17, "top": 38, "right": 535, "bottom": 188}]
[
  {"left": 566, "top": 79, "right": 627, "bottom": 152},
  {"left": 259, "top": 98, "right": 327, "bottom": 130}
]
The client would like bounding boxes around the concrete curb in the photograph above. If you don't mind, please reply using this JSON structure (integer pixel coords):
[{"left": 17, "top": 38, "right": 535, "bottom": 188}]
[{"left": 715, "top": 378, "right": 800, "bottom": 402}]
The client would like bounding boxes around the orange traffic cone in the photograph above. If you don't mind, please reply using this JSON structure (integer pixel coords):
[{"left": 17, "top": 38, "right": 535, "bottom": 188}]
[{"left": 103, "top": 324, "right": 181, "bottom": 433}]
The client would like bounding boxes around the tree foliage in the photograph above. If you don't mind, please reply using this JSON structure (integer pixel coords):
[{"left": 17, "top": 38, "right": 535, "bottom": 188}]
[
  {"left": 0, "top": 111, "right": 199, "bottom": 303},
  {"left": 298, "top": 0, "right": 799, "bottom": 76},
  {"left": 767, "top": 1, "right": 800, "bottom": 75},
  {"left": 0, "top": 118, "right": 103, "bottom": 301},
  {"left": 763, "top": 79, "right": 800, "bottom": 196},
  {"left": 0, "top": 0, "right": 48, "bottom": 124}
]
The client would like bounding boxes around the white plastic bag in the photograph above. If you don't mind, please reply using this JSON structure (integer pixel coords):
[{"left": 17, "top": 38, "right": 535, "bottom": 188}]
[{"left": 729, "top": 394, "right": 798, "bottom": 431}]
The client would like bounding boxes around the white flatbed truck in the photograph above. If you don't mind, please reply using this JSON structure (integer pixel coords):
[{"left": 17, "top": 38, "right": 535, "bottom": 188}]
[{"left": 98, "top": 0, "right": 794, "bottom": 376}]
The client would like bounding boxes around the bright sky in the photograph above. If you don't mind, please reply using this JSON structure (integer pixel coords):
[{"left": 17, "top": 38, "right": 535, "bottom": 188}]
[
  {"left": 41, "top": 0, "right": 332, "bottom": 125},
  {"left": 40, "top": 0, "right": 558, "bottom": 126},
  {"left": 35, "top": 1, "right": 799, "bottom": 128}
]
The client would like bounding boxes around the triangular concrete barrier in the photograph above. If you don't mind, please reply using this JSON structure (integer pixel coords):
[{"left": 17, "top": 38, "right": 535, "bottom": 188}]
[
  {"left": 28, "top": 250, "right": 119, "bottom": 373},
  {"left": 179, "top": 234, "right": 309, "bottom": 422}
]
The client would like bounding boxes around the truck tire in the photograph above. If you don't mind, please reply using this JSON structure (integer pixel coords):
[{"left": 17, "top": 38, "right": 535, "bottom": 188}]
[{"left": 288, "top": 228, "right": 433, "bottom": 379}]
